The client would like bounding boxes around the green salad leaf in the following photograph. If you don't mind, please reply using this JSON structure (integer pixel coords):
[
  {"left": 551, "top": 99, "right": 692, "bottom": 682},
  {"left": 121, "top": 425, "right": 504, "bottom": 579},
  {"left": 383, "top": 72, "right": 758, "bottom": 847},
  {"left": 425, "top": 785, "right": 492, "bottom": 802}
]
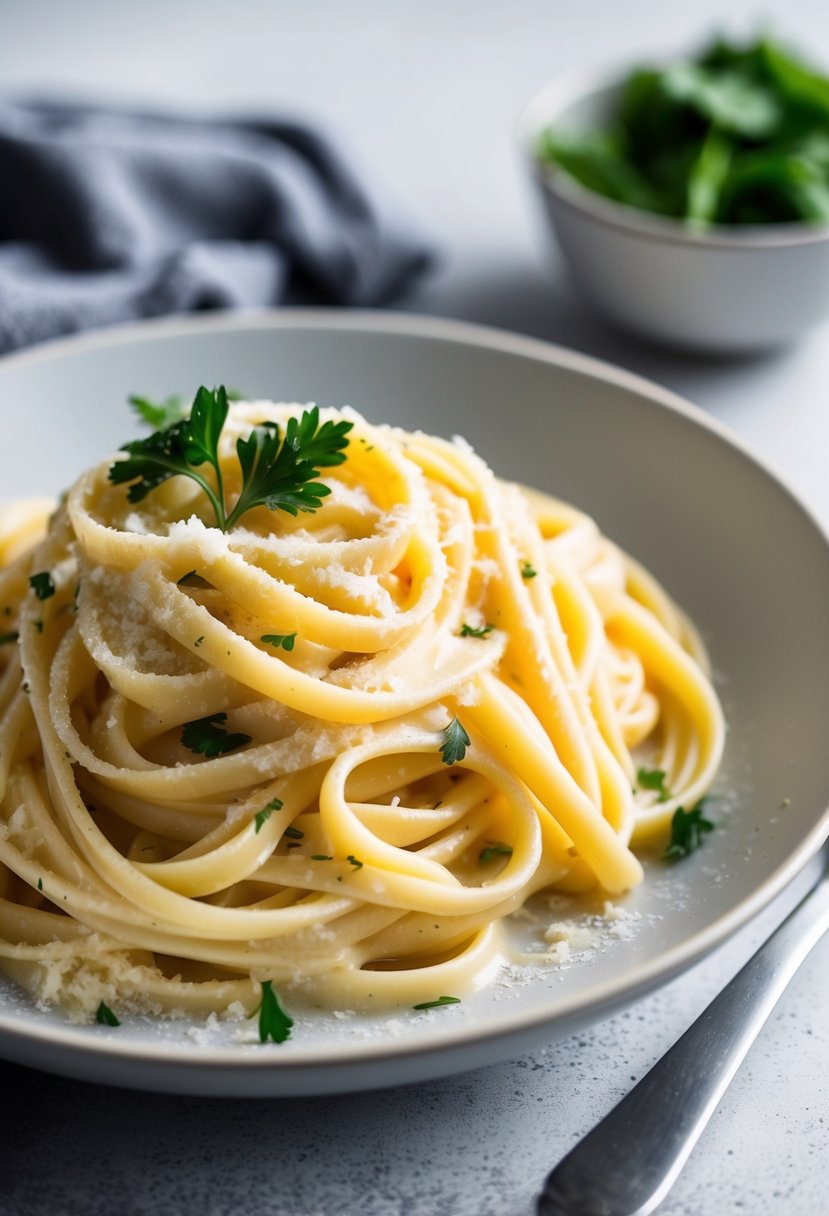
[{"left": 538, "top": 36, "right": 829, "bottom": 227}]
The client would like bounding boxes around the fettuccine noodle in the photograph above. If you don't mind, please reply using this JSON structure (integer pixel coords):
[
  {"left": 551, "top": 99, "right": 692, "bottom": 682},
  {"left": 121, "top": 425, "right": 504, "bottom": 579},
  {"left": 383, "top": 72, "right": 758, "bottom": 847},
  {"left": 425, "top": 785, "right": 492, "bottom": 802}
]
[{"left": 0, "top": 401, "right": 723, "bottom": 1023}]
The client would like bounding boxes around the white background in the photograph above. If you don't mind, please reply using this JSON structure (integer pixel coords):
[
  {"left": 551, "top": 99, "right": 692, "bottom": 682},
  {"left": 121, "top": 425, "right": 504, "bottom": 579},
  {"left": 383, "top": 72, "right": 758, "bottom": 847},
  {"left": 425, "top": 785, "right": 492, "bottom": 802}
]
[{"left": 0, "top": 2, "right": 827, "bottom": 1214}]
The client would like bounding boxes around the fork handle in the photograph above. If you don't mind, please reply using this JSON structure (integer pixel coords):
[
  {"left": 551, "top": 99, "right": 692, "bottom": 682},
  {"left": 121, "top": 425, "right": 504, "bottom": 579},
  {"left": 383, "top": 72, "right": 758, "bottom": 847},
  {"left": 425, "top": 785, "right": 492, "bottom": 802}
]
[{"left": 537, "top": 867, "right": 829, "bottom": 1216}]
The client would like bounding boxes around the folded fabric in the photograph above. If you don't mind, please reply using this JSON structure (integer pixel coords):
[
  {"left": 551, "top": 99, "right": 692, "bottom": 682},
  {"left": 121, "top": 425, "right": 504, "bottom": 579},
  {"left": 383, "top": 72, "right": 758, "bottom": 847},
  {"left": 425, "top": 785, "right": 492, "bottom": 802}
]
[{"left": 0, "top": 101, "right": 436, "bottom": 352}]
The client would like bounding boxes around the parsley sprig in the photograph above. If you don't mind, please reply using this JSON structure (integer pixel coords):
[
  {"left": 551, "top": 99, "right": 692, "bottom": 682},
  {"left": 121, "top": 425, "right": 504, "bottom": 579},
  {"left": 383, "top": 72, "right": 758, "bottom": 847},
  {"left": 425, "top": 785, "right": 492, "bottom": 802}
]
[
  {"left": 665, "top": 801, "right": 715, "bottom": 861},
  {"left": 110, "top": 387, "right": 352, "bottom": 532}
]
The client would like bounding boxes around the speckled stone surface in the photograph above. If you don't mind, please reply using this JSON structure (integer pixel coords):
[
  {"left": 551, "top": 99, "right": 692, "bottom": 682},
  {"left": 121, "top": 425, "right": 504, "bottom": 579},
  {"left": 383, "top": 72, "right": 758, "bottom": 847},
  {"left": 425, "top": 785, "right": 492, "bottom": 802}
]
[{"left": 1, "top": 1, "right": 829, "bottom": 1212}]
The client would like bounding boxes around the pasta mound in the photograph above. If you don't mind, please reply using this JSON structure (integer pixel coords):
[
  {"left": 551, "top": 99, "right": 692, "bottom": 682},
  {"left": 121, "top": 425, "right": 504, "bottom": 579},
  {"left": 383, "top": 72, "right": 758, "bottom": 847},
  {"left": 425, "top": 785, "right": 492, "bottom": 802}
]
[{"left": 0, "top": 401, "right": 723, "bottom": 1021}]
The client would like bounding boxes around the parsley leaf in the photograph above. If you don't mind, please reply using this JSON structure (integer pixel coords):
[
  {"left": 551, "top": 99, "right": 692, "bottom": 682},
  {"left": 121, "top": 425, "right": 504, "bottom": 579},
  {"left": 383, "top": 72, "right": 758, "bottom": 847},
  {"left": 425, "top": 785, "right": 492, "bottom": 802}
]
[
  {"left": 665, "top": 801, "right": 715, "bottom": 861},
  {"left": 284, "top": 826, "right": 304, "bottom": 840},
  {"left": 347, "top": 855, "right": 364, "bottom": 869},
  {"left": 177, "top": 570, "right": 212, "bottom": 588},
  {"left": 0, "top": 631, "right": 18, "bottom": 645},
  {"left": 96, "top": 1001, "right": 121, "bottom": 1027},
  {"left": 261, "top": 633, "right": 297, "bottom": 652},
  {"left": 225, "top": 406, "right": 352, "bottom": 529},
  {"left": 110, "top": 390, "right": 352, "bottom": 533},
  {"left": 637, "top": 766, "right": 671, "bottom": 802},
  {"left": 29, "top": 572, "right": 55, "bottom": 601},
  {"left": 110, "top": 414, "right": 224, "bottom": 518},
  {"left": 255, "top": 798, "right": 284, "bottom": 833},
  {"left": 180, "top": 712, "right": 252, "bottom": 758},
  {"left": 256, "top": 979, "right": 293, "bottom": 1044},
  {"left": 129, "top": 392, "right": 188, "bottom": 430},
  {"left": 459, "top": 622, "right": 494, "bottom": 638},
  {"left": 520, "top": 561, "right": 537, "bottom": 580},
  {"left": 440, "top": 717, "right": 470, "bottom": 765},
  {"left": 479, "top": 842, "right": 513, "bottom": 864},
  {"left": 412, "top": 995, "right": 461, "bottom": 1011}
]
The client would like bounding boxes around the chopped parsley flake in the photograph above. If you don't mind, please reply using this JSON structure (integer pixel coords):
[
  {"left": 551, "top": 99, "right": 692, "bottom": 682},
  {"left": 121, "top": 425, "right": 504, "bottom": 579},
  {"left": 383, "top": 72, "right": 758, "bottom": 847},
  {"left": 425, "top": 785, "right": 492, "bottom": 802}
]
[
  {"left": 261, "top": 633, "right": 297, "bottom": 652},
  {"left": 256, "top": 979, "right": 293, "bottom": 1044},
  {"left": 520, "top": 561, "right": 538, "bottom": 580},
  {"left": 479, "top": 842, "right": 513, "bottom": 864},
  {"left": 637, "top": 767, "right": 671, "bottom": 801},
  {"left": 37, "top": 877, "right": 43, "bottom": 892},
  {"left": 284, "top": 826, "right": 304, "bottom": 840},
  {"left": 177, "top": 570, "right": 211, "bottom": 588},
  {"left": 347, "top": 855, "right": 364, "bottom": 869},
  {"left": 412, "top": 995, "right": 461, "bottom": 1011},
  {"left": 96, "top": 1001, "right": 121, "bottom": 1027},
  {"left": 665, "top": 801, "right": 715, "bottom": 861},
  {"left": 459, "top": 622, "right": 494, "bottom": 638},
  {"left": 180, "top": 712, "right": 252, "bottom": 758},
  {"left": 29, "top": 572, "right": 56, "bottom": 600},
  {"left": 311, "top": 854, "right": 333, "bottom": 861},
  {"left": 255, "top": 798, "right": 284, "bottom": 833},
  {"left": 440, "top": 717, "right": 470, "bottom": 766},
  {"left": 0, "top": 631, "right": 18, "bottom": 645}
]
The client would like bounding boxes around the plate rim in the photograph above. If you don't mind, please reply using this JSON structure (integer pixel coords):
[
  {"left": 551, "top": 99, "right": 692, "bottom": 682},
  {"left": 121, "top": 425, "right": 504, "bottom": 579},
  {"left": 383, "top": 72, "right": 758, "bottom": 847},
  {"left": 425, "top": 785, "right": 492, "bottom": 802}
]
[{"left": 1, "top": 307, "right": 828, "bottom": 1079}]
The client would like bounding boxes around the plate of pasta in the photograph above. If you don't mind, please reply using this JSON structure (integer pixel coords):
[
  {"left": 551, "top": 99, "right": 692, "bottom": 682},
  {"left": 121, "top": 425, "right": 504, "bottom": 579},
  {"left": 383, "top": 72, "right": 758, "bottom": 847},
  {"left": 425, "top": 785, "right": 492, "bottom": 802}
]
[{"left": 0, "top": 310, "right": 827, "bottom": 1097}]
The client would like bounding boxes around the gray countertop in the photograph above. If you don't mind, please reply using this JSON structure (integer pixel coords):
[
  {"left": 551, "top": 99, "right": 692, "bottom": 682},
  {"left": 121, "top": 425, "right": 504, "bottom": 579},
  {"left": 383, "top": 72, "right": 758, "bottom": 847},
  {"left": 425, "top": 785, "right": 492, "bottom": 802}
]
[{"left": 1, "top": 1, "right": 828, "bottom": 1213}]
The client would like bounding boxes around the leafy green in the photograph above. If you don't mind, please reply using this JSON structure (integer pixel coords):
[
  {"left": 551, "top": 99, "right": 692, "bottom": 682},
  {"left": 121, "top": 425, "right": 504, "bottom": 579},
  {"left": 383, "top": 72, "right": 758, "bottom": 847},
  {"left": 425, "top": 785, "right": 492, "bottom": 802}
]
[
  {"left": 110, "top": 388, "right": 352, "bottom": 532},
  {"left": 255, "top": 798, "right": 284, "bottom": 833},
  {"left": 29, "top": 572, "right": 55, "bottom": 601},
  {"left": 665, "top": 801, "right": 715, "bottom": 861},
  {"left": 459, "top": 622, "right": 494, "bottom": 638},
  {"left": 0, "top": 631, "right": 18, "bottom": 645},
  {"left": 95, "top": 1001, "right": 121, "bottom": 1027},
  {"left": 180, "top": 712, "right": 252, "bottom": 758},
  {"left": 440, "top": 717, "right": 470, "bottom": 766},
  {"left": 412, "top": 995, "right": 461, "bottom": 1011},
  {"left": 261, "top": 633, "right": 297, "bottom": 652},
  {"left": 538, "top": 36, "right": 829, "bottom": 227},
  {"left": 256, "top": 979, "right": 293, "bottom": 1044},
  {"left": 129, "top": 393, "right": 188, "bottom": 430},
  {"left": 479, "top": 842, "right": 513, "bottom": 864},
  {"left": 520, "top": 561, "right": 538, "bottom": 580},
  {"left": 226, "top": 406, "right": 352, "bottom": 529},
  {"left": 636, "top": 766, "right": 671, "bottom": 802}
]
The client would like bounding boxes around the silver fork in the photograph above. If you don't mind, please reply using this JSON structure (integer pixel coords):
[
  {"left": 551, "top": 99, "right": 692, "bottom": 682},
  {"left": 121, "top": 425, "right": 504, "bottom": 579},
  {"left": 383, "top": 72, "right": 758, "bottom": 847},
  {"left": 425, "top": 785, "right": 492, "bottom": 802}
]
[{"left": 537, "top": 852, "right": 829, "bottom": 1216}]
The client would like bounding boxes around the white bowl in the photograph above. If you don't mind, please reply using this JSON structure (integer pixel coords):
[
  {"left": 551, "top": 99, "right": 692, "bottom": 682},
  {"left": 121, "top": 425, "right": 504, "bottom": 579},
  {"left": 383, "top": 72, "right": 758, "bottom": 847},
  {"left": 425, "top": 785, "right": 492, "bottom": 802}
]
[
  {"left": 521, "top": 69, "right": 829, "bottom": 353},
  {"left": 1, "top": 311, "right": 829, "bottom": 1096}
]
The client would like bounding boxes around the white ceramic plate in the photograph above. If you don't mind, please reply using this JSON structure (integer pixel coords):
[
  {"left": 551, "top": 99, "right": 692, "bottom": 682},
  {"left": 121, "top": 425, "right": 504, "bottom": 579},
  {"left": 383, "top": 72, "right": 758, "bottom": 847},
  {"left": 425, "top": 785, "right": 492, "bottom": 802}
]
[{"left": 1, "top": 311, "right": 828, "bottom": 1097}]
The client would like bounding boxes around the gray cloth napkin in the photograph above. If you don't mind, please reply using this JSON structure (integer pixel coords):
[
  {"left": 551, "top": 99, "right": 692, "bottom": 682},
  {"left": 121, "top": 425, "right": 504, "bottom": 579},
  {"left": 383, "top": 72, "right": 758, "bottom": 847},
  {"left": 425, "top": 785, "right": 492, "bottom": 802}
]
[{"left": 0, "top": 101, "right": 436, "bottom": 352}]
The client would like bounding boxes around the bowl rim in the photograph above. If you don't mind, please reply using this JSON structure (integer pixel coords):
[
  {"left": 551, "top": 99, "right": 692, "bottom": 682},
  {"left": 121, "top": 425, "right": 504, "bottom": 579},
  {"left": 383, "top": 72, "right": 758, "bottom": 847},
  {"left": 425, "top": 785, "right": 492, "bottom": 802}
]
[{"left": 519, "top": 61, "right": 829, "bottom": 251}]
